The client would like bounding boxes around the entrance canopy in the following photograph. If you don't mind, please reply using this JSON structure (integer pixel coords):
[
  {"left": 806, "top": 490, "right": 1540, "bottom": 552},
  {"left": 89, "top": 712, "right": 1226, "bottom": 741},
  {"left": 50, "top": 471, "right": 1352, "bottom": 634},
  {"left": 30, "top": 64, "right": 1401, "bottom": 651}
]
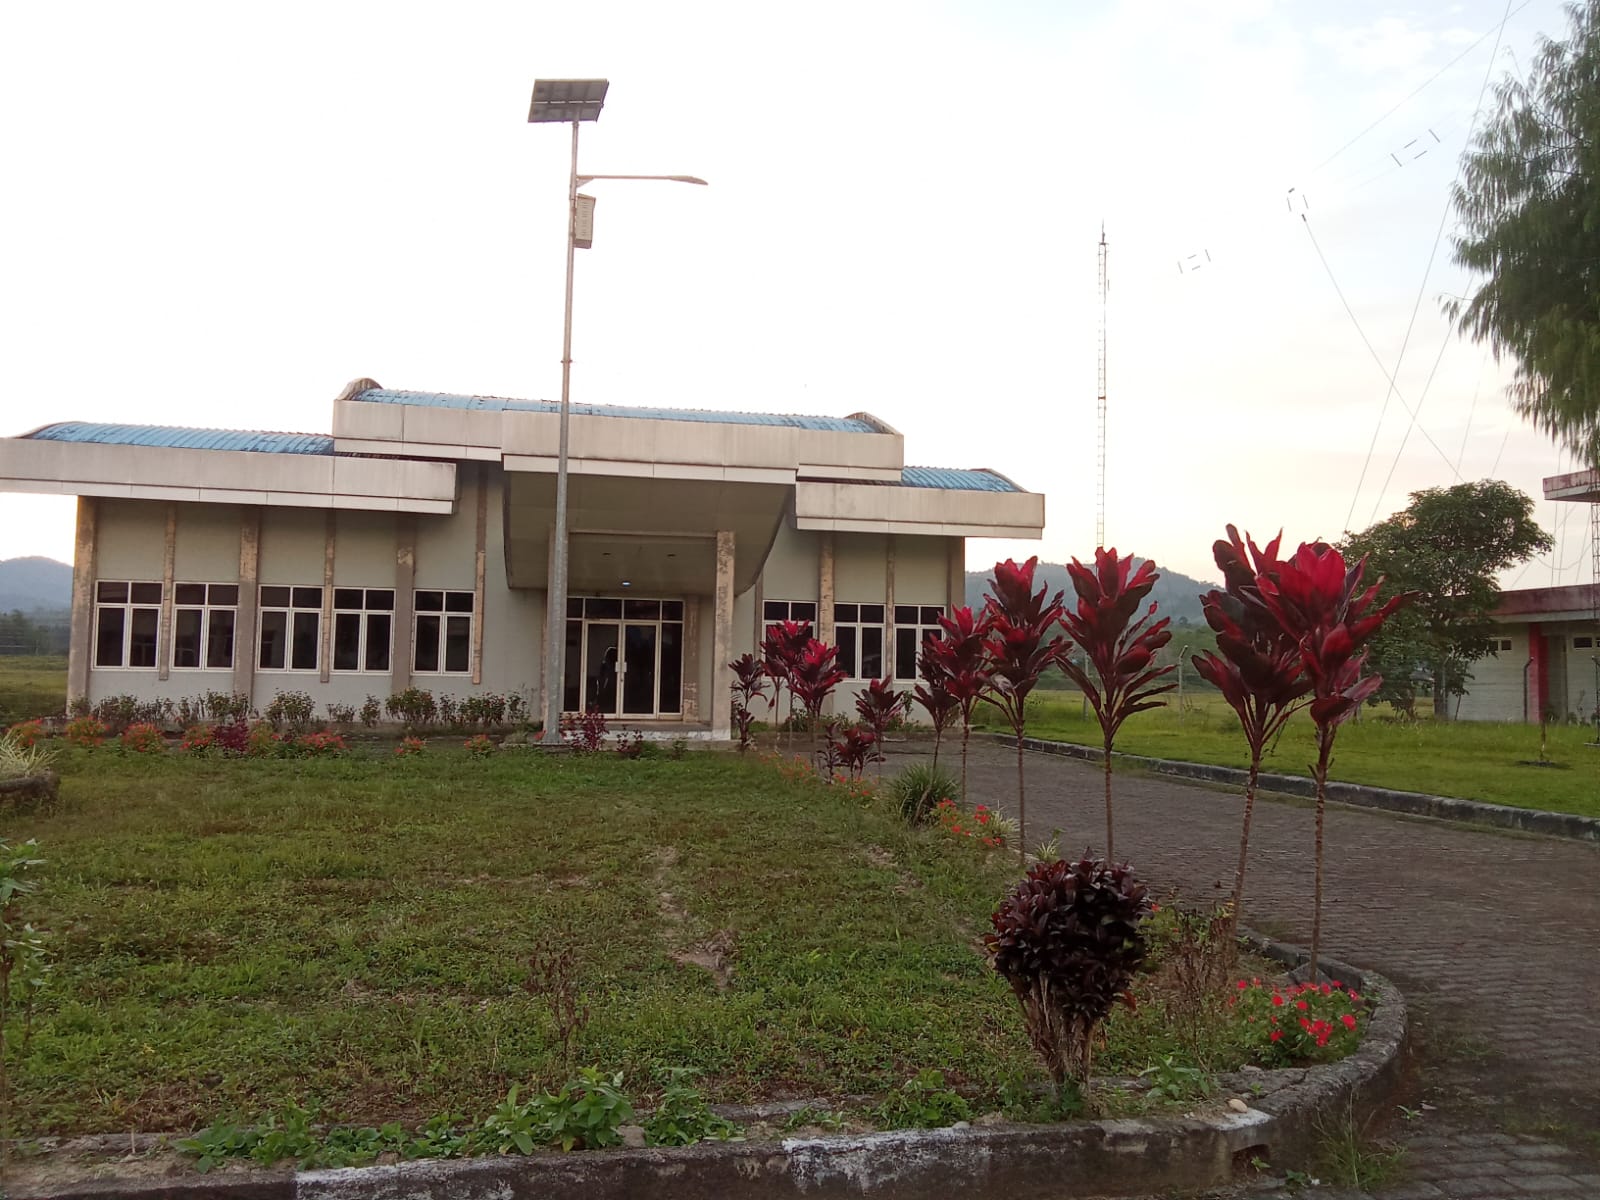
[{"left": 501, "top": 470, "right": 788, "bottom": 593}]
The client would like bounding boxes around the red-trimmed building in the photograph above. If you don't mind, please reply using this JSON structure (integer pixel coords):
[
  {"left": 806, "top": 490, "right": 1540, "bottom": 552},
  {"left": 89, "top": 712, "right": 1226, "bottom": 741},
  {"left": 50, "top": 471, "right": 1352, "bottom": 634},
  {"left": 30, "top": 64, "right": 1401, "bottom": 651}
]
[{"left": 1457, "top": 467, "right": 1599, "bottom": 723}]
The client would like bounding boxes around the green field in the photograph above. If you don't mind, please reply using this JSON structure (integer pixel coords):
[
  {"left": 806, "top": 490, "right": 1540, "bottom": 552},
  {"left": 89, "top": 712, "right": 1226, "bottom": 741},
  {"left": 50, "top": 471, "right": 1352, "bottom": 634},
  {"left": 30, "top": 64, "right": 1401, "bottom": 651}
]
[
  {"left": 0, "top": 654, "right": 67, "bottom": 722},
  {"left": 972, "top": 692, "right": 1600, "bottom": 819},
  {"left": 5, "top": 747, "right": 1278, "bottom": 1138}
]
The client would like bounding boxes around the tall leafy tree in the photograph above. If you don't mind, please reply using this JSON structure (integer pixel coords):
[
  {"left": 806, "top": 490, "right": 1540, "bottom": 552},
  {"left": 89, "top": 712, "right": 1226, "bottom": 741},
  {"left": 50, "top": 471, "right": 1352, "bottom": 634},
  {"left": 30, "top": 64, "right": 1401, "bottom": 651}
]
[
  {"left": 1342, "top": 481, "right": 1552, "bottom": 719},
  {"left": 1449, "top": 1, "right": 1600, "bottom": 467}
]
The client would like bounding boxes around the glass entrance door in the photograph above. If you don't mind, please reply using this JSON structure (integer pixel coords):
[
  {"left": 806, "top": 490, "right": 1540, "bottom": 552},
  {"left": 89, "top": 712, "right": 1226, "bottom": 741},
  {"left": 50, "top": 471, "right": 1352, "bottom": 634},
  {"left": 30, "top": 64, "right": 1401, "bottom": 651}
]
[{"left": 564, "top": 597, "right": 686, "bottom": 717}]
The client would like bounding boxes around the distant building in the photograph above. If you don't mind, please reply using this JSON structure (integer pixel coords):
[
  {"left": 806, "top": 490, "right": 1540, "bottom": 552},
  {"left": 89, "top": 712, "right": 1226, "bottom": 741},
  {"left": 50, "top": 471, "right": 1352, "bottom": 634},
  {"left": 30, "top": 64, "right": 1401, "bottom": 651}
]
[
  {"left": 1457, "top": 467, "right": 1599, "bottom": 724},
  {"left": 0, "top": 380, "right": 1044, "bottom": 735}
]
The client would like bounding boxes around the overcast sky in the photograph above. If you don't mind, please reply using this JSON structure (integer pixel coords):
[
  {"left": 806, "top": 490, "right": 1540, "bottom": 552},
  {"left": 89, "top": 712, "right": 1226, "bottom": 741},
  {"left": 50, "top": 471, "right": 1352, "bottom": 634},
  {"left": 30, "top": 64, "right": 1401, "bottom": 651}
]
[{"left": 1, "top": 0, "right": 1591, "bottom": 588}]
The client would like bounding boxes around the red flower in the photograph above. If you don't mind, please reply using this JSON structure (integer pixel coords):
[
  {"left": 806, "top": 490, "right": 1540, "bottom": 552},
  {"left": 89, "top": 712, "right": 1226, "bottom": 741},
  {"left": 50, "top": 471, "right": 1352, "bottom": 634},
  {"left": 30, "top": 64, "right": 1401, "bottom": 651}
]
[
  {"left": 1341, "top": 1013, "right": 1357, "bottom": 1031},
  {"left": 1237, "top": 979, "right": 1249, "bottom": 990},
  {"left": 1269, "top": 1030, "right": 1282, "bottom": 1042},
  {"left": 1272, "top": 994, "right": 1284, "bottom": 1007},
  {"left": 1296, "top": 999, "right": 1309, "bottom": 1011}
]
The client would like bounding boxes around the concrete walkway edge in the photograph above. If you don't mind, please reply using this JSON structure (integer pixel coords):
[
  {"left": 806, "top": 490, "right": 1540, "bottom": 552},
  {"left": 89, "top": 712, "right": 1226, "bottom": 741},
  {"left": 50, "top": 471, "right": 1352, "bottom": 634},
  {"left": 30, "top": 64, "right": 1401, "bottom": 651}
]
[{"left": 978, "top": 732, "right": 1600, "bottom": 843}]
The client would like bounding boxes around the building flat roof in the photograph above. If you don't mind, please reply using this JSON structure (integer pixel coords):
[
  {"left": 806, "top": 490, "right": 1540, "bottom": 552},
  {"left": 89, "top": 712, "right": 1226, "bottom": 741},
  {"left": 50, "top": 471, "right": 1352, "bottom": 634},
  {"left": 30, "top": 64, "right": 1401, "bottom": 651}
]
[
  {"left": 351, "top": 388, "right": 880, "bottom": 434},
  {"left": 18, "top": 421, "right": 1024, "bottom": 494},
  {"left": 25, "top": 422, "right": 337, "bottom": 456},
  {"left": 900, "top": 466, "right": 1020, "bottom": 493}
]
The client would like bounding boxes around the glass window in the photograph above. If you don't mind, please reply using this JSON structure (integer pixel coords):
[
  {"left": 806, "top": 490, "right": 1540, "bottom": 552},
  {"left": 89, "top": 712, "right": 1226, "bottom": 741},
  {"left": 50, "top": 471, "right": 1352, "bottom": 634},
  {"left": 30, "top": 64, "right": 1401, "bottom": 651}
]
[
  {"left": 332, "top": 587, "right": 393, "bottom": 673},
  {"left": 92, "top": 581, "right": 162, "bottom": 669},
  {"left": 173, "top": 581, "right": 238, "bottom": 670},
  {"left": 894, "top": 604, "right": 946, "bottom": 680},
  {"left": 835, "top": 601, "right": 888, "bottom": 679},
  {"left": 763, "top": 600, "right": 818, "bottom": 627},
  {"left": 259, "top": 585, "right": 322, "bottom": 672},
  {"left": 414, "top": 590, "right": 475, "bottom": 674}
]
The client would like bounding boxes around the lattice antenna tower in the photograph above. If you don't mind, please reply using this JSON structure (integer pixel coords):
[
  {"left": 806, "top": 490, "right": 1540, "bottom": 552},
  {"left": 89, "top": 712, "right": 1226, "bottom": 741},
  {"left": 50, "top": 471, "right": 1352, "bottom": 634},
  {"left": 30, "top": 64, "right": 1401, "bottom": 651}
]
[{"left": 1096, "top": 224, "right": 1108, "bottom": 549}]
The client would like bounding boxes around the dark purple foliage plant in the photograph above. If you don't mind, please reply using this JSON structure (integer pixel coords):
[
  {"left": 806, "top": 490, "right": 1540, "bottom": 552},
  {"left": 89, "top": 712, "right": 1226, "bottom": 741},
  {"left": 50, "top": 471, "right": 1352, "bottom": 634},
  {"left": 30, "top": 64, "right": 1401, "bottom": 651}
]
[
  {"left": 853, "top": 677, "right": 908, "bottom": 778},
  {"left": 1252, "top": 541, "right": 1411, "bottom": 977},
  {"left": 788, "top": 639, "right": 848, "bottom": 765},
  {"left": 1058, "top": 549, "right": 1176, "bottom": 861},
  {"left": 728, "top": 653, "right": 768, "bottom": 753},
  {"left": 924, "top": 606, "right": 993, "bottom": 807},
  {"left": 982, "top": 556, "right": 1071, "bottom": 862},
  {"left": 911, "top": 645, "right": 960, "bottom": 774},
  {"left": 986, "top": 856, "right": 1151, "bottom": 1095},
  {"left": 1190, "top": 527, "right": 1312, "bottom": 939}
]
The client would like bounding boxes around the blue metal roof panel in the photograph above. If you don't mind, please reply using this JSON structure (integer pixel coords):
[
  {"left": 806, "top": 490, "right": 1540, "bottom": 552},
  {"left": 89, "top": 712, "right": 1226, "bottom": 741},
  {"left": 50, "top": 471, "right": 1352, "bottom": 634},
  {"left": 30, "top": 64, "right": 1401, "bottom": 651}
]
[
  {"left": 355, "top": 388, "right": 877, "bottom": 433},
  {"left": 25, "top": 423, "right": 335, "bottom": 456},
  {"left": 900, "top": 466, "right": 1021, "bottom": 493}
]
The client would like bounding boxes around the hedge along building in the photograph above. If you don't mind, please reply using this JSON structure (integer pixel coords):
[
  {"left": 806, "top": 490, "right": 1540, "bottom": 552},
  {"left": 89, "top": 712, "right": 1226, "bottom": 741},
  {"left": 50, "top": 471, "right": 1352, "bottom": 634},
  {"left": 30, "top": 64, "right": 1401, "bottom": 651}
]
[
  {"left": 0, "top": 380, "right": 1044, "bottom": 737},
  {"left": 1455, "top": 466, "right": 1600, "bottom": 724}
]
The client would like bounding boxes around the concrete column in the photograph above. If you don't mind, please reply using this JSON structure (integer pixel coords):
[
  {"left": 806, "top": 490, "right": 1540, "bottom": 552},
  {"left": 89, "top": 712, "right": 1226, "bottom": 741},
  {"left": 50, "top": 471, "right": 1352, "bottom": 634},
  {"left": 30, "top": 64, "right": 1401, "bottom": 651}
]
[
  {"left": 319, "top": 511, "right": 336, "bottom": 684},
  {"left": 681, "top": 596, "right": 701, "bottom": 721},
  {"left": 817, "top": 532, "right": 836, "bottom": 645},
  {"left": 391, "top": 516, "right": 416, "bottom": 695},
  {"left": 233, "top": 507, "right": 261, "bottom": 703},
  {"left": 710, "top": 530, "right": 736, "bottom": 739},
  {"left": 471, "top": 465, "right": 488, "bottom": 685},
  {"left": 66, "top": 496, "right": 98, "bottom": 706},
  {"left": 157, "top": 504, "right": 177, "bottom": 681},
  {"left": 884, "top": 534, "right": 898, "bottom": 679},
  {"left": 946, "top": 537, "right": 966, "bottom": 613}
]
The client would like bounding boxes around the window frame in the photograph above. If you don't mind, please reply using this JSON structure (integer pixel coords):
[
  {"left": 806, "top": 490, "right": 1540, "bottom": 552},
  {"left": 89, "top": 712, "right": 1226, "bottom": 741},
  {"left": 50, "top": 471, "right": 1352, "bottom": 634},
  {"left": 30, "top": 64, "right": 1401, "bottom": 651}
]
[
  {"left": 761, "top": 599, "right": 818, "bottom": 627},
  {"left": 834, "top": 602, "right": 886, "bottom": 680},
  {"left": 331, "top": 587, "right": 395, "bottom": 674},
  {"left": 893, "top": 604, "right": 947, "bottom": 681},
  {"left": 93, "top": 580, "right": 163, "bottom": 670},
  {"left": 257, "top": 584, "right": 324, "bottom": 673},
  {"left": 170, "top": 582, "right": 239, "bottom": 671},
  {"left": 413, "top": 589, "right": 476, "bottom": 676}
]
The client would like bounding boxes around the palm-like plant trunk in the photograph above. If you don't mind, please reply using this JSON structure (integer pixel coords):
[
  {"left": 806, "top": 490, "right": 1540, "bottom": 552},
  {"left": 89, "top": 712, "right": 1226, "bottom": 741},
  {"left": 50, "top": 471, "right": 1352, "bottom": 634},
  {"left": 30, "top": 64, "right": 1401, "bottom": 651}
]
[
  {"left": 1015, "top": 730, "right": 1027, "bottom": 865},
  {"left": 1102, "top": 732, "right": 1115, "bottom": 861},
  {"left": 1227, "top": 754, "right": 1262, "bottom": 940},
  {"left": 1309, "top": 727, "right": 1334, "bottom": 980},
  {"left": 931, "top": 725, "right": 942, "bottom": 772},
  {"left": 960, "top": 715, "right": 972, "bottom": 804}
]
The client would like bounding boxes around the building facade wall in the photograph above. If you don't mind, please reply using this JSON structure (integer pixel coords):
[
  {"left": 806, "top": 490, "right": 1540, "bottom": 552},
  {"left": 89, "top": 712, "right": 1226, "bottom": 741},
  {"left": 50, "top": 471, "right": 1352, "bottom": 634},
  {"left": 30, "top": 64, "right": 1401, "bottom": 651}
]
[
  {"left": 1458, "top": 620, "right": 1600, "bottom": 723},
  {"left": 83, "top": 469, "right": 547, "bottom": 717}
]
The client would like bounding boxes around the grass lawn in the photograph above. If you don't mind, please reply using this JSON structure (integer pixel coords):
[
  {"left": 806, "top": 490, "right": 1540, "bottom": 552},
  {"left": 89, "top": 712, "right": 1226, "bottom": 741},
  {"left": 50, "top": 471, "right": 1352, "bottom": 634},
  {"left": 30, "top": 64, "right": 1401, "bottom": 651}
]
[
  {"left": 0, "top": 654, "right": 67, "bottom": 723},
  {"left": 3, "top": 746, "right": 1277, "bottom": 1139},
  {"left": 972, "top": 692, "right": 1600, "bottom": 819}
]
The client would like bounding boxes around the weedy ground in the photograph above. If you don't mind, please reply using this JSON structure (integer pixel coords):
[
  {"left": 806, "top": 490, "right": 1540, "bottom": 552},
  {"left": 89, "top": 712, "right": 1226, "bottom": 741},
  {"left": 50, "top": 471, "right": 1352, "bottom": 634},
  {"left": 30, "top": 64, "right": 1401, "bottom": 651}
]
[
  {"left": 8, "top": 746, "right": 1276, "bottom": 1137},
  {"left": 973, "top": 691, "right": 1600, "bottom": 818},
  {"left": 0, "top": 655, "right": 67, "bottom": 724}
]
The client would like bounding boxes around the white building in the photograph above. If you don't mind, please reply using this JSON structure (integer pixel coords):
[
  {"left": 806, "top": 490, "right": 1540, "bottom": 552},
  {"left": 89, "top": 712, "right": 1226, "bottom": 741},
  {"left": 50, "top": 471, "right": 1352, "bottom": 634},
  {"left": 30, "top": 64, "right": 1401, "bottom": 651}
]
[
  {"left": 0, "top": 380, "right": 1044, "bottom": 736},
  {"left": 1457, "top": 466, "right": 1599, "bottom": 724}
]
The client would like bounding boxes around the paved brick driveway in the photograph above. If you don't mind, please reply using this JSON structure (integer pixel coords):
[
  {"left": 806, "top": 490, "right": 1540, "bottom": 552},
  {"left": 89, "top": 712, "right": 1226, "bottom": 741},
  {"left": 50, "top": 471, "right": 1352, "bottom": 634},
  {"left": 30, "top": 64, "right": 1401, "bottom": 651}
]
[{"left": 886, "top": 741, "right": 1600, "bottom": 1200}]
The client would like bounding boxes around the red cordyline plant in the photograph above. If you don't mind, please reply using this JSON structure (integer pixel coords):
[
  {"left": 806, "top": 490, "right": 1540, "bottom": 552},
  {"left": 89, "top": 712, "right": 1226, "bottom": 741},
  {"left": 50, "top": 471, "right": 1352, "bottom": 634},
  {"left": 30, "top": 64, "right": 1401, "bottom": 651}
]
[
  {"left": 1191, "top": 527, "right": 1313, "bottom": 940},
  {"left": 788, "top": 639, "right": 848, "bottom": 764},
  {"left": 911, "top": 644, "right": 960, "bottom": 771},
  {"left": 728, "top": 653, "right": 768, "bottom": 753},
  {"left": 829, "top": 722, "right": 880, "bottom": 779},
  {"left": 1058, "top": 549, "right": 1176, "bottom": 862},
  {"left": 924, "top": 606, "right": 993, "bottom": 804},
  {"left": 761, "top": 620, "right": 812, "bottom": 749},
  {"left": 982, "top": 557, "right": 1071, "bottom": 863},
  {"left": 854, "top": 677, "right": 908, "bottom": 778},
  {"left": 1252, "top": 540, "right": 1411, "bottom": 979}
]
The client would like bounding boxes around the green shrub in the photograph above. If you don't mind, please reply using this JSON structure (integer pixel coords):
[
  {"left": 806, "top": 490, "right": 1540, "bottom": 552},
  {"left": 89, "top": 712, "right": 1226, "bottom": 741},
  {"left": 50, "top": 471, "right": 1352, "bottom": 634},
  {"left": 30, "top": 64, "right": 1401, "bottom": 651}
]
[
  {"left": 265, "top": 690, "right": 316, "bottom": 733},
  {"left": 888, "top": 761, "right": 961, "bottom": 825},
  {"left": 873, "top": 1068, "right": 971, "bottom": 1129},
  {"left": 643, "top": 1068, "right": 740, "bottom": 1146}
]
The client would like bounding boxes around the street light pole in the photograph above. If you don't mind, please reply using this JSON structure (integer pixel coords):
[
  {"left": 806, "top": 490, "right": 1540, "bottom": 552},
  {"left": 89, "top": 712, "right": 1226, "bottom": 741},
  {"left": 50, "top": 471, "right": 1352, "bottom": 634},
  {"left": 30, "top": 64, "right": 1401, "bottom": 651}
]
[
  {"left": 530, "top": 79, "right": 705, "bottom": 746},
  {"left": 540, "top": 115, "right": 581, "bottom": 746}
]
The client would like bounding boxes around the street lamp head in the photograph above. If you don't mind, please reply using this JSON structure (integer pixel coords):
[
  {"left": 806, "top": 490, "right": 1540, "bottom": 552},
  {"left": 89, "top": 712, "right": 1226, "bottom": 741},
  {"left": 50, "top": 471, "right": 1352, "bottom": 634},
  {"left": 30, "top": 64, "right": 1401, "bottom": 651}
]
[{"left": 529, "top": 78, "right": 609, "bottom": 123}]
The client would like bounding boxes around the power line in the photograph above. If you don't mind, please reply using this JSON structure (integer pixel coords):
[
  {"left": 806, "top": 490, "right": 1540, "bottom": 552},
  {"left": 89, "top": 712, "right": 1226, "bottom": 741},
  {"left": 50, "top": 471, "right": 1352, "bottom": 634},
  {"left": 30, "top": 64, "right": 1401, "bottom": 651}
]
[
  {"left": 1307, "top": 0, "right": 1540, "bottom": 176},
  {"left": 1363, "top": 0, "right": 1516, "bottom": 526},
  {"left": 1299, "top": 214, "right": 1462, "bottom": 532}
]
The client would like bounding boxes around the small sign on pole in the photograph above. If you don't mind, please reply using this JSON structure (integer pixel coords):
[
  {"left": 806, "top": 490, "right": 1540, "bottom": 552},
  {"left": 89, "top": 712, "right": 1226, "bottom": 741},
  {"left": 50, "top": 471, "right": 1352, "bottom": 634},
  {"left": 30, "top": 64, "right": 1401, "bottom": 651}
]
[{"left": 574, "top": 194, "right": 596, "bottom": 249}]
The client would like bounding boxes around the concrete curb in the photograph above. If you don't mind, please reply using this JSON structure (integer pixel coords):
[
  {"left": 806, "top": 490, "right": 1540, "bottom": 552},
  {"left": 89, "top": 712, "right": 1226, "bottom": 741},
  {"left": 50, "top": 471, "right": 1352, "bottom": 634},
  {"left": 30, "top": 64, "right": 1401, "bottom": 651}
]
[
  {"left": 977, "top": 732, "right": 1600, "bottom": 843},
  {"left": 16, "top": 951, "right": 1408, "bottom": 1200}
]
